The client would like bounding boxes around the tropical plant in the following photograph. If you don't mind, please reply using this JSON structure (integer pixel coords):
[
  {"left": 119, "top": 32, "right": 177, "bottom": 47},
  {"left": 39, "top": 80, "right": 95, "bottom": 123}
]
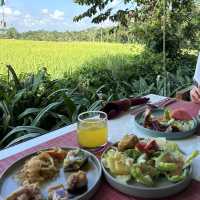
[{"left": 0, "top": 66, "right": 102, "bottom": 148}]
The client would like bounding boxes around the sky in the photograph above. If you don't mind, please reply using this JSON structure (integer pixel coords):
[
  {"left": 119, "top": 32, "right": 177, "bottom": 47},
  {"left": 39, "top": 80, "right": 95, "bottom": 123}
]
[{"left": 0, "top": 0, "right": 126, "bottom": 32}]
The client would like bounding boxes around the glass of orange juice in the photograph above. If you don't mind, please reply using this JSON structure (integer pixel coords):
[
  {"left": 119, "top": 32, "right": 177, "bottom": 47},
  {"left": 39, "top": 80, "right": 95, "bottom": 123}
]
[{"left": 77, "top": 111, "right": 108, "bottom": 150}]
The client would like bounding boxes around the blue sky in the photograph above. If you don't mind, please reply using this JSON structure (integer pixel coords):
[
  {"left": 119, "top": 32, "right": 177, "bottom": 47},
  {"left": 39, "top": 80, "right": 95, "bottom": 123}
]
[{"left": 0, "top": 0, "right": 126, "bottom": 32}]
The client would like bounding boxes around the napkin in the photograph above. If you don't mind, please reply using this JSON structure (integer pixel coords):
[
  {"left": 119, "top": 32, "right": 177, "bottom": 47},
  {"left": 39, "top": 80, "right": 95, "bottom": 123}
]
[
  {"left": 102, "top": 97, "right": 149, "bottom": 119},
  {"left": 193, "top": 53, "right": 200, "bottom": 85}
]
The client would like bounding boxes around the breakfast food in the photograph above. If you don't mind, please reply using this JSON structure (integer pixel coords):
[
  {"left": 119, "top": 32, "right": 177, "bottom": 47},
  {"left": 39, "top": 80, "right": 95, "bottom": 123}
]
[
  {"left": 63, "top": 149, "right": 88, "bottom": 172},
  {"left": 5, "top": 147, "right": 92, "bottom": 200},
  {"left": 141, "top": 106, "right": 195, "bottom": 132},
  {"left": 102, "top": 134, "right": 199, "bottom": 186},
  {"left": 67, "top": 170, "right": 88, "bottom": 194},
  {"left": 6, "top": 184, "right": 43, "bottom": 200},
  {"left": 171, "top": 109, "right": 192, "bottom": 121},
  {"left": 18, "top": 152, "right": 59, "bottom": 185},
  {"left": 48, "top": 184, "right": 68, "bottom": 200},
  {"left": 118, "top": 134, "right": 138, "bottom": 151},
  {"left": 43, "top": 147, "right": 68, "bottom": 161}
]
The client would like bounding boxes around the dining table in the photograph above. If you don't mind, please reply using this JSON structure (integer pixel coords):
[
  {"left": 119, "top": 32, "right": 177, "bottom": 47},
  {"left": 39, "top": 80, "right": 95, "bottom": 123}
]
[{"left": 0, "top": 94, "right": 200, "bottom": 200}]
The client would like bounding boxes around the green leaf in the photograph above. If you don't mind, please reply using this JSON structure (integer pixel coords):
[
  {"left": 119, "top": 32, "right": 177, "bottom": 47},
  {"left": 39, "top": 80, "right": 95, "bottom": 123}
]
[
  {"left": 6, "top": 65, "right": 21, "bottom": 90},
  {"left": 18, "top": 108, "right": 42, "bottom": 119},
  {"left": 5, "top": 132, "right": 41, "bottom": 148},
  {"left": 88, "top": 100, "right": 103, "bottom": 111},
  {"left": 184, "top": 151, "right": 200, "bottom": 168},
  {"left": 0, "top": 126, "right": 47, "bottom": 146},
  {"left": 47, "top": 89, "right": 69, "bottom": 99},
  {"left": 11, "top": 89, "right": 26, "bottom": 109},
  {"left": 0, "top": 100, "right": 11, "bottom": 133},
  {"left": 0, "top": 100, "right": 10, "bottom": 115},
  {"left": 31, "top": 101, "right": 62, "bottom": 126},
  {"left": 63, "top": 96, "right": 76, "bottom": 121}
]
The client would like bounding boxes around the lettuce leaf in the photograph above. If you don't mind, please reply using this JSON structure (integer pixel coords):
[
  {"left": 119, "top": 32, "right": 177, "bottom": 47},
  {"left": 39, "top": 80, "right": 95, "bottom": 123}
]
[
  {"left": 131, "top": 164, "right": 154, "bottom": 186},
  {"left": 184, "top": 150, "right": 199, "bottom": 169},
  {"left": 124, "top": 149, "right": 141, "bottom": 161},
  {"left": 165, "top": 168, "right": 189, "bottom": 183}
]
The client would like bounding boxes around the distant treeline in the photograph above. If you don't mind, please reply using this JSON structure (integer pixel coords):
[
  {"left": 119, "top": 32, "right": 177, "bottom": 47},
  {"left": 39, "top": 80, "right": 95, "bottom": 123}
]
[{"left": 0, "top": 26, "right": 134, "bottom": 43}]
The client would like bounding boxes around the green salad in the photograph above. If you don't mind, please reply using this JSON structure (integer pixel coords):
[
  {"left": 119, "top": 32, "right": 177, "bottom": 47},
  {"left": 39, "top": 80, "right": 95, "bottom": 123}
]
[{"left": 102, "top": 135, "right": 199, "bottom": 187}]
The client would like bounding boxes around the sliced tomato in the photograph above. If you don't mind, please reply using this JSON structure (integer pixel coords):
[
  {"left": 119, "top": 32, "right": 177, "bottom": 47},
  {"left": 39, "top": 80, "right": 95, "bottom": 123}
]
[
  {"left": 144, "top": 140, "right": 158, "bottom": 152},
  {"left": 136, "top": 140, "right": 158, "bottom": 154},
  {"left": 135, "top": 142, "right": 146, "bottom": 152}
]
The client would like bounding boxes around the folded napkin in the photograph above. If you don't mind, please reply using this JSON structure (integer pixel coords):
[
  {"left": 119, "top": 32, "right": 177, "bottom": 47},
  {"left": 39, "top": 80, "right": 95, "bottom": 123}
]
[{"left": 102, "top": 97, "right": 149, "bottom": 119}]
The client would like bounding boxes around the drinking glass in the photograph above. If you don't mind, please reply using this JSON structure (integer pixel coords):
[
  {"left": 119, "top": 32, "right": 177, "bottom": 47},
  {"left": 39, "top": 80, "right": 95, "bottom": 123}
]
[{"left": 77, "top": 111, "right": 108, "bottom": 150}]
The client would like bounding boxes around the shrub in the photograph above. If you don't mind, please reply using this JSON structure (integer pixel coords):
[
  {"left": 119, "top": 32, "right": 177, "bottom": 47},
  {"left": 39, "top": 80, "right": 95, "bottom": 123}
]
[{"left": 65, "top": 50, "right": 196, "bottom": 99}]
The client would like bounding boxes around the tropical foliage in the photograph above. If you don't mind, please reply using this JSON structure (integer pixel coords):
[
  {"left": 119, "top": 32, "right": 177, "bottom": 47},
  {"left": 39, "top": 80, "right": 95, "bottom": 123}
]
[
  {"left": 0, "top": 50, "right": 196, "bottom": 149},
  {"left": 0, "top": 66, "right": 102, "bottom": 148}
]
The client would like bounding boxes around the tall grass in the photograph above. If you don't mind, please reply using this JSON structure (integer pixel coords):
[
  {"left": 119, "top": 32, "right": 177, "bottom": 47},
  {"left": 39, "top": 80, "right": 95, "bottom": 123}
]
[{"left": 0, "top": 39, "right": 143, "bottom": 78}]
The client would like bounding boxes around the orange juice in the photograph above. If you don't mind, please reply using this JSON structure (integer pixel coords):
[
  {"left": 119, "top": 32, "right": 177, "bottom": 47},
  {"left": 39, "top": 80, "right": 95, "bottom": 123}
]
[{"left": 77, "top": 119, "right": 108, "bottom": 148}]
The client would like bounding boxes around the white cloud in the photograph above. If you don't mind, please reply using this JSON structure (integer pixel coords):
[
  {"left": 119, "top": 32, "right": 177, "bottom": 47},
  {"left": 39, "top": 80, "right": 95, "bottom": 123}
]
[
  {"left": 0, "top": 7, "right": 12, "bottom": 15},
  {"left": 13, "top": 10, "right": 21, "bottom": 16},
  {"left": 42, "top": 9, "right": 65, "bottom": 21},
  {"left": 41, "top": 8, "right": 49, "bottom": 14},
  {"left": 99, "top": 19, "right": 116, "bottom": 27},
  {"left": 25, "top": 14, "right": 31, "bottom": 18},
  {"left": 111, "top": 0, "right": 120, "bottom": 7},
  {"left": 23, "top": 15, "right": 49, "bottom": 28},
  {"left": 0, "top": 7, "right": 22, "bottom": 17},
  {"left": 50, "top": 10, "right": 65, "bottom": 20}
]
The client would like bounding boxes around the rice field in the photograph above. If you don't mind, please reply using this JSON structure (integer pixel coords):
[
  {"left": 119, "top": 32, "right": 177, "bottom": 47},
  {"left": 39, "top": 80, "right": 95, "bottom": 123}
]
[{"left": 0, "top": 39, "right": 143, "bottom": 78}]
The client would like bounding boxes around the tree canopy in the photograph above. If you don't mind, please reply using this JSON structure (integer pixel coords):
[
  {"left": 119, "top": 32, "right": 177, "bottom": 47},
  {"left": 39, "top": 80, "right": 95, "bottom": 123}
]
[
  {"left": 74, "top": 0, "right": 200, "bottom": 57},
  {"left": 74, "top": 0, "right": 199, "bottom": 25}
]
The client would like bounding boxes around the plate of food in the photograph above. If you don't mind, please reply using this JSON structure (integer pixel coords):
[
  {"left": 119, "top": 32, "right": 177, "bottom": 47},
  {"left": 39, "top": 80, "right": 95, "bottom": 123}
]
[
  {"left": 133, "top": 105, "right": 198, "bottom": 139},
  {"left": 0, "top": 147, "right": 102, "bottom": 200},
  {"left": 101, "top": 134, "right": 199, "bottom": 199}
]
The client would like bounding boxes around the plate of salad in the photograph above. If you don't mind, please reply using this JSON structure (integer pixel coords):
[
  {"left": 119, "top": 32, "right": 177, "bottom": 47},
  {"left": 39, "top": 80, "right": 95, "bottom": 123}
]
[
  {"left": 101, "top": 135, "right": 199, "bottom": 199},
  {"left": 134, "top": 105, "right": 198, "bottom": 139}
]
